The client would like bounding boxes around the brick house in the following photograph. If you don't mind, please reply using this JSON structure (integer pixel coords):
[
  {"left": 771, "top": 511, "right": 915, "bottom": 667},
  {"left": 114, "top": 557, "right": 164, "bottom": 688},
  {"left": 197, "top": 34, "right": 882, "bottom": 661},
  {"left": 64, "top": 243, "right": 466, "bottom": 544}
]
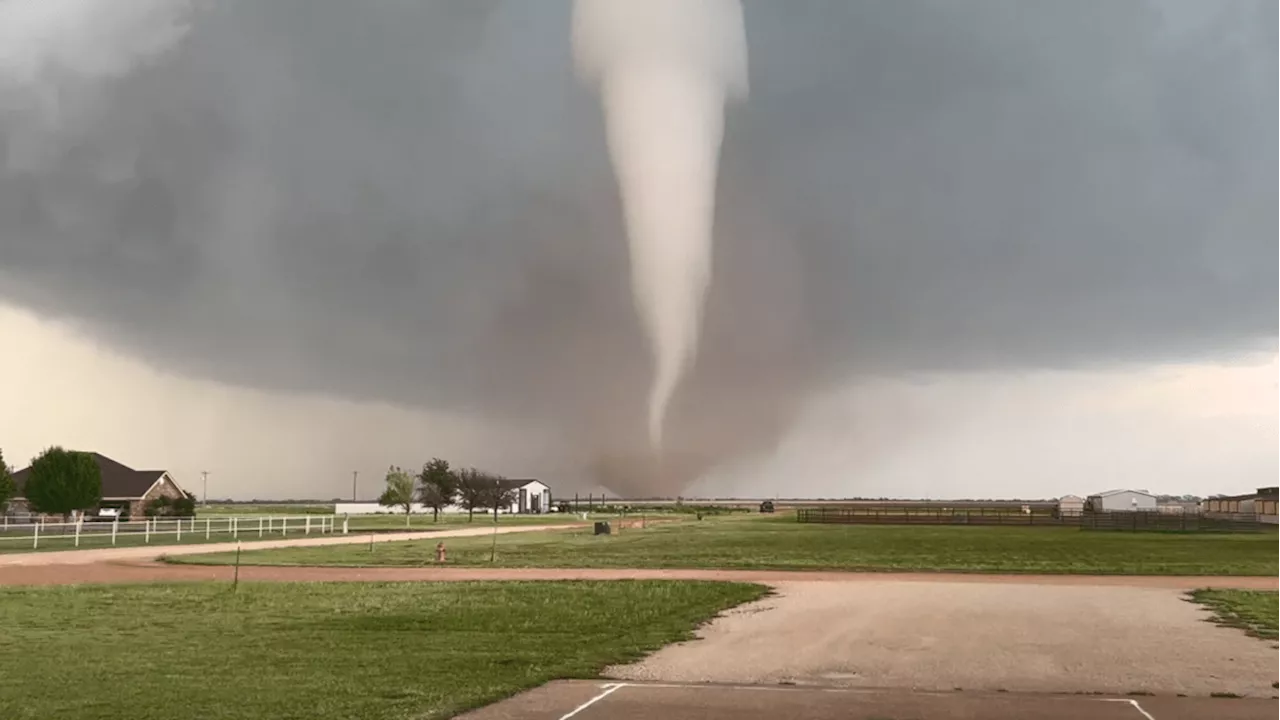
[{"left": 9, "top": 452, "right": 191, "bottom": 520}]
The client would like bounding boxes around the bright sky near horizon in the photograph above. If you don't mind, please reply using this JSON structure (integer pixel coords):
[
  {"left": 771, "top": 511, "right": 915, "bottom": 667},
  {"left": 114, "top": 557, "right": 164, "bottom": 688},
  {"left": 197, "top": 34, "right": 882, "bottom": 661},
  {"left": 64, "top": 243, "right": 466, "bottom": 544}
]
[{"left": 4, "top": 303, "right": 1273, "bottom": 501}]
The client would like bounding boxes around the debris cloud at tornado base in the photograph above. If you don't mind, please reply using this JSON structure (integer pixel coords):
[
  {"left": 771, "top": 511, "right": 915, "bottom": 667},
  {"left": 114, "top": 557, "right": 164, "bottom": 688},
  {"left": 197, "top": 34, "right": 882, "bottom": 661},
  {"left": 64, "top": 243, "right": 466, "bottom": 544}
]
[{"left": 0, "top": 1, "right": 1273, "bottom": 497}]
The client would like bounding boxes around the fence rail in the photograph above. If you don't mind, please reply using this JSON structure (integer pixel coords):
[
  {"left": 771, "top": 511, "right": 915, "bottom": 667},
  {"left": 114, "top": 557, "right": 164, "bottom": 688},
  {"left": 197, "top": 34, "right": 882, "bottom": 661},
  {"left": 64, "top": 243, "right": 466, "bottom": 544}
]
[
  {"left": 795, "top": 507, "right": 1269, "bottom": 532},
  {"left": 0, "top": 514, "right": 348, "bottom": 550}
]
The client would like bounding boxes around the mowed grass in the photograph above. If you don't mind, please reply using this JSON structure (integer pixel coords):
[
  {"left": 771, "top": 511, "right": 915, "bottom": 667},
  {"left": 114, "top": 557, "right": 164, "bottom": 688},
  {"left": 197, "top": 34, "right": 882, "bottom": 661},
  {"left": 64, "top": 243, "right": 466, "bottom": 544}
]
[
  {"left": 0, "top": 513, "right": 595, "bottom": 554},
  {"left": 1189, "top": 589, "right": 1279, "bottom": 640},
  {"left": 342, "top": 513, "right": 601, "bottom": 531},
  {"left": 0, "top": 580, "right": 766, "bottom": 720},
  {"left": 202, "top": 508, "right": 615, "bottom": 531},
  {"left": 173, "top": 515, "right": 1279, "bottom": 575}
]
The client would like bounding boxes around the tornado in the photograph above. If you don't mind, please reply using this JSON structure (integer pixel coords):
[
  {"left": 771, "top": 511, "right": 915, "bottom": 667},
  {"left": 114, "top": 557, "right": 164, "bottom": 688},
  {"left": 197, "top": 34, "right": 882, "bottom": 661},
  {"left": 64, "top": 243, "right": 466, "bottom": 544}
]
[{"left": 572, "top": 0, "right": 748, "bottom": 451}]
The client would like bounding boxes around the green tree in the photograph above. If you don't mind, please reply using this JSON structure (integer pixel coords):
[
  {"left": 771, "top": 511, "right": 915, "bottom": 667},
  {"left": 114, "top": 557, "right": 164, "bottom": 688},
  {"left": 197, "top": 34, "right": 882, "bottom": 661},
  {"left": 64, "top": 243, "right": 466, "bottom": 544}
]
[
  {"left": 143, "top": 493, "right": 196, "bottom": 518},
  {"left": 0, "top": 449, "right": 15, "bottom": 513},
  {"left": 23, "top": 447, "right": 101, "bottom": 521},
  {"left": 455, "top": 467, "right": 489, "bottom": 522},
  {"left": 173, "top": 492, "right": 197, "bottom": 517},
  {"left": 417, "top": 458, "right": 458, "bottom": 522},
  {"left": 377, "top": 465, "right": 416, "bottom": 527},
  {"left": 482, "top": 474, "right": 517, "bottom": 521}
]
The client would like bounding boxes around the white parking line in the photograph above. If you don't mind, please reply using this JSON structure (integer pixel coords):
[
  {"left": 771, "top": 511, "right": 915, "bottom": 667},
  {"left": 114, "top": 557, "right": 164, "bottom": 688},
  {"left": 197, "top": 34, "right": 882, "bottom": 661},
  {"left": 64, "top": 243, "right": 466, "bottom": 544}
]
[
  {"left": 1099, "top": 698, "right": 1156, "bottom": 720},
  {"left": 558, "top": 682, "right": 628, "bottom": 720}
]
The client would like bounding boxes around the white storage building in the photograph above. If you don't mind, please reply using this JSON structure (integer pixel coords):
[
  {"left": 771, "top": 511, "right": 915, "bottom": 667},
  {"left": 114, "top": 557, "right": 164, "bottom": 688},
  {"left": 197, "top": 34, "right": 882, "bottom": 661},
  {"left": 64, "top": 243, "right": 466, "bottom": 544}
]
[{"left": 1086, "top": 489, "right": 1157, "bottom": 513}]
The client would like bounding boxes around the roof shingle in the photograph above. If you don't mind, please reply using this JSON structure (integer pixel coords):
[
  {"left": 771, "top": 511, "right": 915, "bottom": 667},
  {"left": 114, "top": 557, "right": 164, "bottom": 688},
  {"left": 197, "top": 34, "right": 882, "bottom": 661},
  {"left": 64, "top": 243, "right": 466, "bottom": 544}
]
[{"left": 12, "top": 452, "right": 168, "bottom": 500}]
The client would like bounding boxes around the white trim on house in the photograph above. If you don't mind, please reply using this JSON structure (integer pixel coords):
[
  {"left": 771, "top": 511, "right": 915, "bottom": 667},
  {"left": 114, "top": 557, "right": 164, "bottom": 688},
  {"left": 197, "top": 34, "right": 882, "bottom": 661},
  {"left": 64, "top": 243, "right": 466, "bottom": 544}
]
[{"left": 147, "top": 472, "right": 190, "bottom": 499}]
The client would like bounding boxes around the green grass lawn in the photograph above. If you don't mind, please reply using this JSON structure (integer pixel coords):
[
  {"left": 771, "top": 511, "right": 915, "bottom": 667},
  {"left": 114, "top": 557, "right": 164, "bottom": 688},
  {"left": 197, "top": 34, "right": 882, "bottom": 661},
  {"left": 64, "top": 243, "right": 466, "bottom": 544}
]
[
  {"left": 0, "top": 580, "right": 765, "bottom": 720},
  {"left": 172, "top": 515, "right": 1279, "bottom": 575},
  {"left": 202, "top": 503, "right": 335, "bottom": 516},
  {"left": 1188, "top": 589, "right": 1279, "bottom": 640},
  {"left": 343, "top": 512, "right": 601, "bottom": 531},
  {"left": 0, "top": 517, "right": 350, "bottom": 554},
  {"left": 0, "top": 513, "right": 597, "bottom": 554}
]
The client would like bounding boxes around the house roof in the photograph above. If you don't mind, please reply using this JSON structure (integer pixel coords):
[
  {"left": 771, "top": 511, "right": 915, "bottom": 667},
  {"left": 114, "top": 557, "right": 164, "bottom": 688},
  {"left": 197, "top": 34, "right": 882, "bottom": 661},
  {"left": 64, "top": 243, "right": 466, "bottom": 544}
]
[
  {"left": 495, "top": 478, "right": 544, "bottom": 490},
  {"left": 1089, "top": 489, "right": 1155, "bottom": 499},
  {"left": 1210, "top": 491, "right": 1264, "bottom": 502},
  {"left": 13, "top": 452, "right": 178, "bottom": 500}
]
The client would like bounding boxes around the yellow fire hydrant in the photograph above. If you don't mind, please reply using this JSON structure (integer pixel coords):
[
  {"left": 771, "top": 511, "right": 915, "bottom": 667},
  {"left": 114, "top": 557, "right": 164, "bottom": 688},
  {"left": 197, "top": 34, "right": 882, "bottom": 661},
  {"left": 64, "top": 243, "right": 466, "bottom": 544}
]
[{"left": 435, "top": 542, "right": 447, "bottom": 564}]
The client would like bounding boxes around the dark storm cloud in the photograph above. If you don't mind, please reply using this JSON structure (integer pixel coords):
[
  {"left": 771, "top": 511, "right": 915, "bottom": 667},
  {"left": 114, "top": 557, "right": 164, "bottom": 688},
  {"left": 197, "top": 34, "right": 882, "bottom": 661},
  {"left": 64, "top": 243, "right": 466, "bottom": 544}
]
[{"left": 1, "top": 0, "right": 1274, "bottom": 493}]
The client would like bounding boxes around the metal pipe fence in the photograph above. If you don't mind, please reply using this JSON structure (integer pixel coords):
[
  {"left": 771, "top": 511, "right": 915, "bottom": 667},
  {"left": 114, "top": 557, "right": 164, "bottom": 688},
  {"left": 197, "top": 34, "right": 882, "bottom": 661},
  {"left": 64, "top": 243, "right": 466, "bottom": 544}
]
[
  {"left": 795, "top": 507, "right": 1269, "bottom": 532},
  {"left": 0, "top": 514, "right": 348, "bottom": 550}
]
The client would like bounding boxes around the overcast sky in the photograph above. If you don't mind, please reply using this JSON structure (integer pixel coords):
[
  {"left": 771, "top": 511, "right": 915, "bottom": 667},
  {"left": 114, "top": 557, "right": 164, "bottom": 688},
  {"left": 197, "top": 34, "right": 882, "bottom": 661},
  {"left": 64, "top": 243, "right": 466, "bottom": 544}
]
[{"left": 0, "top": 0, "right": 1275, "bottom": 499}]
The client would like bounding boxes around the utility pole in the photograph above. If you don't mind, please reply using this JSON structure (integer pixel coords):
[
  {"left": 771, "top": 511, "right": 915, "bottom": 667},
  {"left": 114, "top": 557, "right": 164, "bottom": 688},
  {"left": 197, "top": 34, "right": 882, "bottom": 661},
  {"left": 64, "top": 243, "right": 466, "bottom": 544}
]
[
  {"left": 201, "top": 471, "right": 209, "bottom": 506},
  {"left": 352, "top": 471, "right": 358, "bottom": 502},
  {"left": 490, "top": 475, "right": 500, "bottom": 562}
]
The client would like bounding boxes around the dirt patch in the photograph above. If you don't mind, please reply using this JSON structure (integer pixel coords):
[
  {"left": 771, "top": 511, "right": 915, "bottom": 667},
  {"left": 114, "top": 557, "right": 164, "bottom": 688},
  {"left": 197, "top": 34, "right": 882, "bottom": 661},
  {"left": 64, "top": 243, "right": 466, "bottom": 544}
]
[
  {"left": 605, "top": 581, "right": 1279, "bottom": 697},
  {"left": 1, "top": 559, "right": 1276, "bottom": 589}
]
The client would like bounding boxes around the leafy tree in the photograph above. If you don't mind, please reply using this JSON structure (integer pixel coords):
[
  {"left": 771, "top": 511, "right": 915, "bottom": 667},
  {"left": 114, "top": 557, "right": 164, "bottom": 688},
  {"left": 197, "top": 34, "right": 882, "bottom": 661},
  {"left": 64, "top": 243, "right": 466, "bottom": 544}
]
[
  {"left": 23, "top": 447, "right": 101, "bottom": 521},
  {"left": 144, "top": 493, "right": 197, "bottom": 518},
  {"left": 144, "top": 496, "right": 172, "bottom": 517},
  {"left": 417, "top": 458, "right": 458, "bottom": 522},
  {"left": 455, "top": 467, "right": 490, "bottom": 522},
  {"left": 482, "top": 475, "right": 517, "bottom": 521},
  {"left": 174, "top": 492, "right": 197, "bottom": 517},
  {"left": 0, "top": 449, "right": 14, "bottom": 513},
  {"left": 377, "top": 465, "right": 416, "bottom": 526}
]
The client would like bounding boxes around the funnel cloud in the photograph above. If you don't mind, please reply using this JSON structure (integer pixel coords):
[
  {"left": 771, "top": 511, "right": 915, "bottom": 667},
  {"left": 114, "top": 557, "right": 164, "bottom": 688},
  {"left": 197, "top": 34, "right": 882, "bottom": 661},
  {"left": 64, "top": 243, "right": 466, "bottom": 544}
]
[
  {"left": 573, "top": 0, "right": 747, "bottom": 451},
  {"left": 0, "top": 0, "right": 1274, "bottom": 496}
]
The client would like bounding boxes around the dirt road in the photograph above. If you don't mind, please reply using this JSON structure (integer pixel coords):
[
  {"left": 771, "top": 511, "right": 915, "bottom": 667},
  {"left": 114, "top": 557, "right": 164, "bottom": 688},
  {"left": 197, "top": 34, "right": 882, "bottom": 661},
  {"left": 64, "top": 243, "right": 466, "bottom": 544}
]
[
  {"left": 1, "top": 557, "right": 1276, "bottom": 589},
  {"left": 606, "top": 580, "right": 1280, "bottom": 697},
  {"left": 460, "top": 681, "right": 1277, "bottom": 720}
]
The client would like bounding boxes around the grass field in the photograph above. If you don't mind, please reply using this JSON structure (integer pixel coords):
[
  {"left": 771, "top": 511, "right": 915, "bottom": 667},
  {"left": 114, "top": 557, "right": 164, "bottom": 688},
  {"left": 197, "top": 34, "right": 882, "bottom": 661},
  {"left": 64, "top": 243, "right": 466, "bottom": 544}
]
[
  {"left": 173, "top": 514, "right": 1279, "bottom": 576},
  {"left": 1188, "top": 589, "right": 1279, "bottom": 640},
  {"left": 0, "top": 580, "right": 766, "bottom": 720},
  {"left": 343, "top": 512, "right": 599, "bottom": 531},
  {"left": 202, "top": 504, "right": 602, "bottom": 527},
  {"left": 0, "top": 513, "right": 601, "bottom": 554}
]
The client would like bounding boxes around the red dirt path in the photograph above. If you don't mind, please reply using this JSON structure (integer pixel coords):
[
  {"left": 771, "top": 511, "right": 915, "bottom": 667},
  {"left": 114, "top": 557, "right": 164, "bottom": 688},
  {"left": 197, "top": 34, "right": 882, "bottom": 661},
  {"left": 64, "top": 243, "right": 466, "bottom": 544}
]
[{"left": 1, "top": 560, "right": 1275, "bottom": 588}]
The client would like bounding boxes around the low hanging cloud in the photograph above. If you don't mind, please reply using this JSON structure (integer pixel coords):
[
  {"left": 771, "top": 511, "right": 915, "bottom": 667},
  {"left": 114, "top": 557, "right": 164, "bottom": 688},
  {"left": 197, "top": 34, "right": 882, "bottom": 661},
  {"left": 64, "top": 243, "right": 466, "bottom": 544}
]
[{"left": 0, "top": 0, "right": 1274, "bottom": 495}]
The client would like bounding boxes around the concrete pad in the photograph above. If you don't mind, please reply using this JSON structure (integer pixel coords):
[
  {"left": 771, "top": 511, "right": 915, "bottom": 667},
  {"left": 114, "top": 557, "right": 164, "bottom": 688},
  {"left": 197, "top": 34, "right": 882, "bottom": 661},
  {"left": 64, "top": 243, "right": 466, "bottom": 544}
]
[
  {"left": 457, "top": 681, "right": 1279, "bottom": 720},
  {"left": 607, "top": 581, "right": 1279, "bottom": 696}
]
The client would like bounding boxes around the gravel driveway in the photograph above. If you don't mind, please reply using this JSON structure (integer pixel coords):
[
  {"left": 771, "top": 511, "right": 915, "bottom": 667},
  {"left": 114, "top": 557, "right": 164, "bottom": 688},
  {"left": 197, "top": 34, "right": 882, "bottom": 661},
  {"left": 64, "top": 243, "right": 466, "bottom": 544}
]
[{"left": 607, "top": 580, "right": 1279, "bottom": 697}]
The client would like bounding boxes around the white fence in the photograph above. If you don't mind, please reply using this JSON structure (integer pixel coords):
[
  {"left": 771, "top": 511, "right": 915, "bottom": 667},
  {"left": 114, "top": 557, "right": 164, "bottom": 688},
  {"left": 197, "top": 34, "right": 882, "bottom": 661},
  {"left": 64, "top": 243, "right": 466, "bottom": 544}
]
[{"left": 0, "top": 515, "right": 347, "bottom": 551}]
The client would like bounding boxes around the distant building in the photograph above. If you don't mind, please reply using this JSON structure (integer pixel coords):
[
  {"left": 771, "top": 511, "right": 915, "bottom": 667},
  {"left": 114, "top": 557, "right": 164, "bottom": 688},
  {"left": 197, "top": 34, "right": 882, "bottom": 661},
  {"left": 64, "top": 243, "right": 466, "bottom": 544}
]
[
  {"left": 8, "top": 452, "right": 190, "bottom": 520},
  {"left": 1155, "top": 499, "right": 1201, "bottom": 515},
  {"left": 1085, "top": 489, "right": 1157, "bottom": 513},
  {"left": 1057, "top": 495, "right": 1085, "bottom": 516},
  {"left": 335, "top": 478, "right": 553, "bottom": 516},
  {"left": 498, "top": 478, "right": 552, "bottom": 514},
  {"left": 1203, "top": 487, "right": 1278, "bottom": 525}
]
